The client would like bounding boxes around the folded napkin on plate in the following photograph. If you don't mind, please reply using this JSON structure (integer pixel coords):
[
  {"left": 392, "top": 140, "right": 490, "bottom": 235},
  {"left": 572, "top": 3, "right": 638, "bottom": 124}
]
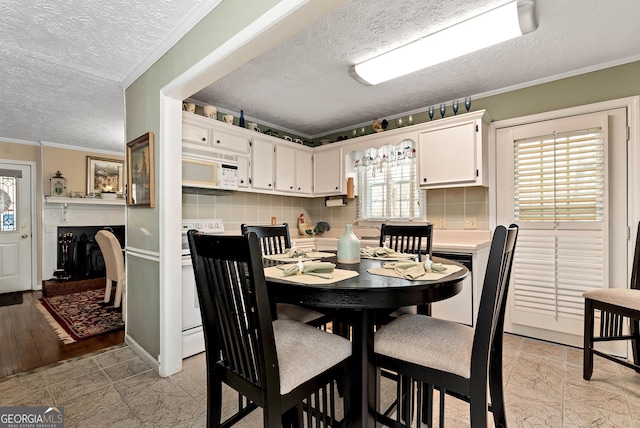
[
  {"left": 282, "top": 247, "right": 308, "bottom": 258},
  {"left": 277, "top": 261, "right": 336, "bottom": 278},
  {"left": 382, "top": 260, "right": 447, "bottom": 280},
  {"left": 360, "top": 246, "right": 415, "bottom": 259}
]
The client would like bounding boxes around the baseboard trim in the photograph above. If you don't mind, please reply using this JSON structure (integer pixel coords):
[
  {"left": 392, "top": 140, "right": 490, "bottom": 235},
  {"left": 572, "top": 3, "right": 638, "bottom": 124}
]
[{"left": 126, "top": 334, "right": 160, "bottom": 375}]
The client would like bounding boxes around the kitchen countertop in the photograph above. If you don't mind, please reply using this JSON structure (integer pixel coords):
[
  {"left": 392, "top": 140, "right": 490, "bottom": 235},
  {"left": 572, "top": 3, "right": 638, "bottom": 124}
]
[{"left": 293, "top": 228, "right": 491, "bottom": 253}]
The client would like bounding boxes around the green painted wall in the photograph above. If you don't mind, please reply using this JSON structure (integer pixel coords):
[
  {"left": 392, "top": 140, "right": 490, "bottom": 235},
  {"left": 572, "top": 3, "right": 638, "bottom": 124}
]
[
  {"left": 124, "top": 0, "right": 283, "bottom": 359},
  {"left": 316, "top": 60, "right": 640, "bottom": 144},
  {"left": 474, "top": 61, "right": 640, "bottom": 121}
]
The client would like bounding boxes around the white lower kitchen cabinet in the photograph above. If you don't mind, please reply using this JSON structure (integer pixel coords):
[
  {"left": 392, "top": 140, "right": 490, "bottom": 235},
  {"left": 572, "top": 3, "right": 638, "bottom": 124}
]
[{"left": 431, "top": 248, "right": 488, "bottom": 326}]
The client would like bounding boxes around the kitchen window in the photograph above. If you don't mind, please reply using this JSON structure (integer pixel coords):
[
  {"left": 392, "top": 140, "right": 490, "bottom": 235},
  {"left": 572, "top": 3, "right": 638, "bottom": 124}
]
[{"left": 355, "top": 140, "right": 424, "bottom": 221}]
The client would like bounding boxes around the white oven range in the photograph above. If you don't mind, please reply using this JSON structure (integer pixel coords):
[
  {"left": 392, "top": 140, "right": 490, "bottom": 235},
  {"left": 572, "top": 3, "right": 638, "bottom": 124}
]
[{"left": 181, "top": 218, "right": 225, "bottom": 358}]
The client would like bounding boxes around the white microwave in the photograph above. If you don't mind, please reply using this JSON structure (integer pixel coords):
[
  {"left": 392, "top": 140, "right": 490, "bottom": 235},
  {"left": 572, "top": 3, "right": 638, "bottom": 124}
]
[{"left": 182, "top": 153, "right": 238, "bottom": 191}]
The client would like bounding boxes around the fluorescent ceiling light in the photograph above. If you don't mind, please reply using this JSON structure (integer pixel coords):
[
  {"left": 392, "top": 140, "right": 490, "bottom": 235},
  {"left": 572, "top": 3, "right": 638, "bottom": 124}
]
[{"left": 350, "top": 0, "right": 538, "bottom": 86}]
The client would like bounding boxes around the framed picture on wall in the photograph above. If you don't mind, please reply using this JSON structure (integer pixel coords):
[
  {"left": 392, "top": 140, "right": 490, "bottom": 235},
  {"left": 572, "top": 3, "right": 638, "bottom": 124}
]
[
  {"left": 86, "top": 157, "right": 124, "bottom": 195},
  {"left": 126, "top": 132, "right": 155, "bottom": 207}
]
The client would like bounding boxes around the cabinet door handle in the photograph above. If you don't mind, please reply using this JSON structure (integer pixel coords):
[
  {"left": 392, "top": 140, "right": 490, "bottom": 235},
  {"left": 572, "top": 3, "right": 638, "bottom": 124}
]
[
  {"left": 268, "top": 183, "right": 272, "bottom": 187},
  {"left": 335, "top": 186, "right": 338, "bottom": 190},
  {"left": 240, "top": 180, "right": 244, "bottom": 184},
  {"left": 290, "top": 186, "right": 294, "bottom": 189},
  {"left": 216, "top": 139, "right": 221, "bottom": 144},
  {"left": 423, "top": 178, "right": 427, "bottom": 182},
  {"left": 201, "top": 137, "right": 206, "bottom": 142}
]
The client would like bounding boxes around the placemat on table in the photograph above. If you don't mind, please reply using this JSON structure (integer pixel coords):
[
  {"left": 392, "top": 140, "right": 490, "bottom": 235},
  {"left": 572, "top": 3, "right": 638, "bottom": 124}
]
[
  {"left": 263, "top": 251, "right": 335, "bottom": 262},
  {"left": 367, "top": 264, "right": 463, "bottom": 280},
  {"left": 264, "top": 266, "right": 358, "bottom": 285}
]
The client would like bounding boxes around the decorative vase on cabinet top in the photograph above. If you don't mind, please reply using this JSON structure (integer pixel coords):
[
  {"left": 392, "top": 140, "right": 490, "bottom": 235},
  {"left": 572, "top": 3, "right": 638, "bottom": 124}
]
[{"left": 337, "top": 224, "right": 361, "bottom": 264}]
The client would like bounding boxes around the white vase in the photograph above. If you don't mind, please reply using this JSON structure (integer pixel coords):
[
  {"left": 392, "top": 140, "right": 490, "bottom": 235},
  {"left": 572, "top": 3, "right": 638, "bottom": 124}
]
[{"left": 337, "top": 224, "right": 360, "bottom": 264}]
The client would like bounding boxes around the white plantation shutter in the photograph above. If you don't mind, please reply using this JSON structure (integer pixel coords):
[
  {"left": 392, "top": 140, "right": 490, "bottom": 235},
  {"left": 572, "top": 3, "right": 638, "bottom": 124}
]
[
  {"left": 356, "top": 141, "right": 423, "bottom": 221},
  {"left": 514, "top": 128, "right": 604, "bottom": 224},
  {"left": 505, "top": 114, "right": 609, "bottom": 337},
  {"left": 512, "top": 231, "right": 605, "bottom": 334}
]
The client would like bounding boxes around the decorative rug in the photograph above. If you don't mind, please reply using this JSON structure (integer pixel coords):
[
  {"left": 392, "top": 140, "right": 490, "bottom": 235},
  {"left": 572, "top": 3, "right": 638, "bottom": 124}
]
[
  {"left": 36, "top": 289, "right": 124, "bottom": 344},
  {"left": 0, "top": 291, "right": 23, "bottom": 307}
]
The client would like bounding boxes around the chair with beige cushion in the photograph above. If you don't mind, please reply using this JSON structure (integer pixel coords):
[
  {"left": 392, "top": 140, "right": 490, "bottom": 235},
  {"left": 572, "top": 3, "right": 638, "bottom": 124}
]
[
  {"left": 583, "top": 222, "right": 640, "bottom": 379},
  {"left": 95, "top": 230, "right": 126, "bottom": 320},
  {"left": 373, "top": 224, "right": 518, "bottom": 428},
  {"left": 188, "top": 230, "right": 351, "bottom": 427},
  {"left": 241, "top": 223, "right": 328, "bottom": 326}
]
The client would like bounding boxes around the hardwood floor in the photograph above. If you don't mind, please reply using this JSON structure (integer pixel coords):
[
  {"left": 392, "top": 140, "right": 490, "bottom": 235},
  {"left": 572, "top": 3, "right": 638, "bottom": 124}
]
[{"left": 0, "top": 291, "right": 124, "bottom": 379}]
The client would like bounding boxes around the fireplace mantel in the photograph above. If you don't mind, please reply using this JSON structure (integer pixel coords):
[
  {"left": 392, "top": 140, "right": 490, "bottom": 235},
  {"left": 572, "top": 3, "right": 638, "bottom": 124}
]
[
  {"left": 45, "top": 196, "right": 125, "bottom": 206},
  {"left": 42, "top": 196, "right": 125, "bottom": 283}
]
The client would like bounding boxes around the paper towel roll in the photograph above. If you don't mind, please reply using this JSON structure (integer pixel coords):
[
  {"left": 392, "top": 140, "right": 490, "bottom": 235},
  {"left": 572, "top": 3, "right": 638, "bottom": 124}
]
[{"left": 325, "top": 198, "right": 345, "bottom": 207}]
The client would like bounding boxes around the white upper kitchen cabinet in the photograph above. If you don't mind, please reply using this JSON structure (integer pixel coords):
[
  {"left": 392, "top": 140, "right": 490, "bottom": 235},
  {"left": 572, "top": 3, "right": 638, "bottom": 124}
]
[
  {"left": 211, "top": 126, "right": 250, "bottom": 153},
  {"left": 313, "top": 147, "right": 343, "bottom": 195},
  {"left": 182, "top": 111, "right": 250, "bottom": 154},
  {"left": 277, "top": 144, "right": 313, "bottom": 195},
  {"left": 295, "top": 150, "right": 313, "bottom": 195},
  {"left": 418, "top": 110, "right": 490, "bottom": 188},
  {"left": 237, "top": 155, "right": 250, "bottom": 188},
  {"left": 251, "top": 136, "right": 275, "bottom": 190},
  {"left": 275, "top": 144, "right": 296, "bottom": 192}
]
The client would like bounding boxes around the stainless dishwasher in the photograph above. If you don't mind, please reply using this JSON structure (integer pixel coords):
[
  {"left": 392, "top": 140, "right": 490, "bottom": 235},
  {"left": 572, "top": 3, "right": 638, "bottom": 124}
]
[{"left": 431, "top": 251, "right": 474, "bottom": 326}]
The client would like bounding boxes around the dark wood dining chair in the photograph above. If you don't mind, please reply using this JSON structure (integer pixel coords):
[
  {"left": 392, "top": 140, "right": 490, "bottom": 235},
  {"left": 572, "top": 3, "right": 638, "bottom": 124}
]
[
  {"left": 188, "top": 230, "right": 351, "bottom": 427},
  {"left": 241, "top": 223, "right": 328, "bottom": 326},
  {"left": 379, "top": 223, "right": 433, "bottom": 262},
  {"left": 241, "top": 223, "right": 292, "bottom": 256},
  {"left": 583, "top": 222, "right": 640, "bottom": 379},
  {"left": 378, "top": 223, "right": 434, "bottom": 317},
  {"left": 373, "top": 224, "right": 519, "bottom": 428}
]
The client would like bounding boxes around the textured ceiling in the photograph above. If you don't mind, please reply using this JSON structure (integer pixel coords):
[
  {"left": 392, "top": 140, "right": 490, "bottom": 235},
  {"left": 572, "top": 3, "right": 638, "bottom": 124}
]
[
  {"left": 192, "top": 0, "right": 640, "bottom": 138},
  {"left": 1, "top": 0, "right": 640, "bottom": 153},
  {"left": 0, "top": 0, "right": 206, "bottom": 153}
]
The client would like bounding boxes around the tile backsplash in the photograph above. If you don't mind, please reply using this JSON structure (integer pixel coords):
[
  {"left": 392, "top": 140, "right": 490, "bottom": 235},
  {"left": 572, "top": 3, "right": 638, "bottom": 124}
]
[
  {"left": 182, "top": 186, "right": 488, "bottom": 233},
  {"left": 425, "top": 187, "right": 489, "bottom": 230},
  {"left": 182, "top": 192, "right": 358, "bottom": 234}
]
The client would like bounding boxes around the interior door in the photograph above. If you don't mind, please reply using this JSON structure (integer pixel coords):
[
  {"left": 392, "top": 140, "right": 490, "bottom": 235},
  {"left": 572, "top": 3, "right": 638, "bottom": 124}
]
[
  {"left": 496, "top": 108, "right": 627, "bottom": 350},
  {"left": 0, "top": 163, "right": 33, "bottom": 293}
]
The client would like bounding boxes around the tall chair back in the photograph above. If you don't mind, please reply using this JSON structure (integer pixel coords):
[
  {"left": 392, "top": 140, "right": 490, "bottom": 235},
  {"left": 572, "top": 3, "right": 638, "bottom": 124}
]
[
  {"left": 373, "top": 224, "right": 519, "bottom": 427},
  {"left": 241, "top": 223, "right": 327, "bottom": 326},
  {"left": 188, "top": 230, "right": 351, "bottom": 427},
  {"left": 241, "top": 223, "right": 291, "bottom": 255},
  {"left": 379, "top": 224, "right": 433, "bottom": 261},
  {"left": 95, "top": 230, "right": 126, "bottom": 318}
]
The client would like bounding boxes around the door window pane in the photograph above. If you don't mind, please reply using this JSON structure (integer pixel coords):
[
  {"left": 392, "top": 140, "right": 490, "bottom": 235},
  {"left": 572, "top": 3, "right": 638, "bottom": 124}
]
[{"left": 1, "top": 176, "right": 16, "bottom": 232}]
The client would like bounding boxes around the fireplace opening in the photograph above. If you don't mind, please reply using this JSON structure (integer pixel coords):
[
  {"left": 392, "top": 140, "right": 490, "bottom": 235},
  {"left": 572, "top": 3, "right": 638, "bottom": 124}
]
[{"left": 56, "top": 225, "right": 125, "bottom": 280}]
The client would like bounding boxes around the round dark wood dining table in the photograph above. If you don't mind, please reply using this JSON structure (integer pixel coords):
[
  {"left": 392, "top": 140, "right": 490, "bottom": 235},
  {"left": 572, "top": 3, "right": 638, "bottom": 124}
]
[{"left": 264, "top": 255, "right": 469, "bottom": 428}]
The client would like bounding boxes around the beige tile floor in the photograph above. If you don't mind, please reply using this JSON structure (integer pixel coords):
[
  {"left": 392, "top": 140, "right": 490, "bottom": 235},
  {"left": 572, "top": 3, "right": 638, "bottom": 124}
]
[{"left": 0, "top": 334, "right": 638, "bottom": 427}]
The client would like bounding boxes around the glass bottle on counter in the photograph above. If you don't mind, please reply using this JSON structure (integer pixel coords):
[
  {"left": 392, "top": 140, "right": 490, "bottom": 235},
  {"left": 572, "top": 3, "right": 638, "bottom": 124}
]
[
  {"left": 239, "top": 110, "right": 245, "bottom": 128},
  {"left": 337, "top": 224, "right": 361, "bottom": 264}
]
